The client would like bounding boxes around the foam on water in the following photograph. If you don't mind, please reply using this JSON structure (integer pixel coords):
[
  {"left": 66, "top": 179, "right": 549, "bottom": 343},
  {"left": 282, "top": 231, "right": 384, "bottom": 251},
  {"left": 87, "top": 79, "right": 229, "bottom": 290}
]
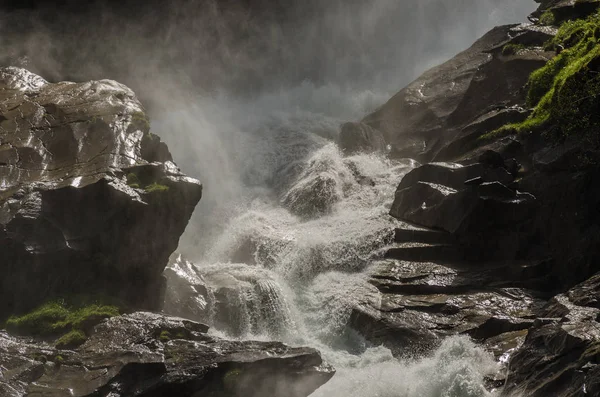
[
  {"left": 160, "top": 93, "right": 503, "bottom": 395},
  {"left": 155, "top": 5, "right": 538, "bottom": 391}
]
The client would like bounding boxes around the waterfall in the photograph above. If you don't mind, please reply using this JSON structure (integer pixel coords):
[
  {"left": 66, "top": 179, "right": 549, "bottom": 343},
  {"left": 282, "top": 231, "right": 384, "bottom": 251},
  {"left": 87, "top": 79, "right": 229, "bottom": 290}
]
[{"left": 152, "top": 2, "right": 538, "bottom": 396}]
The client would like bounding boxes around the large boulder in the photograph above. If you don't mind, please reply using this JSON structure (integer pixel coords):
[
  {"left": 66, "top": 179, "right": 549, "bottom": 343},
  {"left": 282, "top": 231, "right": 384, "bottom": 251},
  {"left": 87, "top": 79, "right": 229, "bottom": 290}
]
[
  {"left": 390, "top": 162, "right": 533, "bottom": 233},
  {"left": 0, "top": 312, "right": 335, "bottom": 397},
  {"left": 0, "top": 67, "right": 202, "bottom": 316}
]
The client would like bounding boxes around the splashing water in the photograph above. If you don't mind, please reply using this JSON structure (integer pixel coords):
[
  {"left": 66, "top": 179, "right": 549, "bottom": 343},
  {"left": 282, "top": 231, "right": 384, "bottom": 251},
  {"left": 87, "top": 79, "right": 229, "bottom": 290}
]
[
  {"left": 154, "top": 4, "right": 539, "bottom": 393},
  {"left": 160, "top": 89, "right": 505, "bottom": 396}
]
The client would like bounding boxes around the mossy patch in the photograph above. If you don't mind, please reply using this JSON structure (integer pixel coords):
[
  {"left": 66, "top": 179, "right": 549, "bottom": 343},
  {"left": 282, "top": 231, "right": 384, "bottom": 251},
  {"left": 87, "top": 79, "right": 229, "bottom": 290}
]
[
  {"left": 159, "top": 330, "right": 171, "bottom": 342},
  {"left": 483, "top": 11, "right": 600, "bottom": 145},
  {"left": 145, "top": 182, "right": 170, "bottom": 193},
  {"left": 126, "top": 172, "right": 141, "bottom": 189},
  {"left": 132, "top": 112, "right": 151, "bottom": 132},
  {"left": 502, "top": 43, "right": 527, "bottom": 56},
  {"left": 55, "top": 329, "right": 86, "bottom": 349},
  {"left": 5, "top": 300, "right": 120, "bottom": 350},
  {"left": 539, "top": 10, "right": 556, "bottom": 26},
  {"left": 125, "top": 171, "right": 169, "bottom": 193}
]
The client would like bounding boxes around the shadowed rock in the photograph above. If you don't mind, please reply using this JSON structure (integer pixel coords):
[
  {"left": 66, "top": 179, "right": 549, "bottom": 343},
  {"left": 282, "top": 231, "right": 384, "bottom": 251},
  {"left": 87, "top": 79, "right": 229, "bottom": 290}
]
[
  {"left": 361, "top": 24, "right": 550, "bottom": 161},
  {"left": 0, "top": 67, "right": 202, "bottom": 316},
  {"left": 338, "top": 122, "right": 386, "bottom": 155}
]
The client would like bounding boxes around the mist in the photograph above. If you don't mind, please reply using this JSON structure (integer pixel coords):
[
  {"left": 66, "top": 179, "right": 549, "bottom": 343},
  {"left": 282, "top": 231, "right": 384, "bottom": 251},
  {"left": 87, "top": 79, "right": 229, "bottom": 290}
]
[{"left": 1, "top": 0, "right": 536, "bottom": 257}]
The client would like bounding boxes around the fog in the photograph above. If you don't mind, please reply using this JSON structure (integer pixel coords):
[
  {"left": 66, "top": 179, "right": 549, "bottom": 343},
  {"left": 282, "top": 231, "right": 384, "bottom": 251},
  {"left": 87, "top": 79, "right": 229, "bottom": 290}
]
[{"left": 1, "top": 0, "right": 537, "bottom": 256}]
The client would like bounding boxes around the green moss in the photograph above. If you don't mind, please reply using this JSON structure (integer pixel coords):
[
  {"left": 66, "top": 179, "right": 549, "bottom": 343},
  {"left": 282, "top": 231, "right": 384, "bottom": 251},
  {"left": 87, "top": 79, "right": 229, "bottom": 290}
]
[
  {"left": 144, "top": 132, "right": 160, "bottom": 141},
  {"left": 126, "top": 172, "right": 141, "bottom": 189},
  {"left": 145, "top": 182, "right": 170, "bottom": 193},
  {"left": 485, "top": 11, "right": 600, "bottom": 144},
  {"left": 6, "top": 301, "right": 71, "bottom": 335},
  {"left": 539, "top": 10, "right": 556, "bottom": 26},
  {"left": 55, "top": 329, "right": 86, "bottom": 350},
  {"left": 5, "top": 300, "right": 120, "bottom": 350},
  {"left": 132, "top": 112, "right": 151, "bottom": 131},
  {"left": 502, "top": 43, "right": 526, "bottom": 56},
  {"left": 55, "top": 355, "right": 65, "bottom": 364},
  {"left": 159, "top": 330, "right": 171, "bottom": 342}
]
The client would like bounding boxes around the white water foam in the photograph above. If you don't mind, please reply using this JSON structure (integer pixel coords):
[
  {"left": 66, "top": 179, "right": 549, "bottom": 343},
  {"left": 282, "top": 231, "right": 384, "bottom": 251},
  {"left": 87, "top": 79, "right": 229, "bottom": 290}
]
[{"left": 156, "top": 4, "right": 537, "bottom": 394}]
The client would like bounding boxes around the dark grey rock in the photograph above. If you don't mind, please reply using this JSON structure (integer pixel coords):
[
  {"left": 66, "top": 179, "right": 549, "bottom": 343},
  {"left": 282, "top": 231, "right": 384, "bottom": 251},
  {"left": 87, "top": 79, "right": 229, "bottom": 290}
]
[
  {"left": 350, "top": 258, "right": 543, "bottom": 358},
  {"left": 478, "top": 150, "right": 505, "bottom": 169},
  {"left": 362, "top": 25, "right": 549, "bottom": 162},
  {"left": 396, "top": 162, "right": 514, "bottom": 192},
  {"left": 0, "top": 68, "right": 202, "bottom": 316},
  {"left": 0, "top": 312, "right": 334, "bottom": 397},
  {"left": 504, "top": 158, "right": 521, "bottom": 176},
  {"left": 503, "top": 274, "right": 600, "bottom": 397},
  {"left": 338, "top": 122, "right": 387, "bottom": 155}
]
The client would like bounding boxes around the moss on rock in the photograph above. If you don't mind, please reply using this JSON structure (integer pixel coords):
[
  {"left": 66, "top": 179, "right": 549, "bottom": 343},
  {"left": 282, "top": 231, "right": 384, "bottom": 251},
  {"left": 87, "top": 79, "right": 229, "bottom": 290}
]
[
  {"left": 55, "top": 329, "right": 87, "bottom": 350},
  {"left": 4, "top": 300, "right": 120, "bottom": 350},
  {"left": 145, "top": 182, "right": 170, "bottom": 193},
  {"left": 484, "top": 11, "right": 600, "bottom": 145}
]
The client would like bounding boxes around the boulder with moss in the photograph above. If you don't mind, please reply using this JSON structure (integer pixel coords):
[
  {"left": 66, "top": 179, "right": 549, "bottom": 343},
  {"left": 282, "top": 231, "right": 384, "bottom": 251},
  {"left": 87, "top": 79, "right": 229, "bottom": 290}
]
[
  {"left": 0, "top": 67, "right": 202, "bottom": 317},
  {"left": 0, "top": 312, "right": 334, "bottom": 397},
  {"left": 360, "top": 23, "right": 551, "bottom": 162}
]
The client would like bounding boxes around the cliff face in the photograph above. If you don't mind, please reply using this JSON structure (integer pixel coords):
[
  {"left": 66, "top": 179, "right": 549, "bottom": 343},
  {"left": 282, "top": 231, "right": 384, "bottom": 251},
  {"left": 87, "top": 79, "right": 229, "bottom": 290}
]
[
  {"left": 0, "top": 67, "right": 202, "bottom": 316},
  {"left": 355, "top": 3, "right": 600, "bottom": 395}
]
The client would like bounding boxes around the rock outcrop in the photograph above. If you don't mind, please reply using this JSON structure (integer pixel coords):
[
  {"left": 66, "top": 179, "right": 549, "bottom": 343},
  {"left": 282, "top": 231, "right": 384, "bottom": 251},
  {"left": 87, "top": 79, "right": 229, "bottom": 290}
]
[
  {"left": 349, "top": 3, "right": 600, "bottom": 394},
  {"left": 502, "top": 274, "right": 600, "bottom": 396},
  {"left": 0, "top": 67, "right": 203, "bottom": 316},
  {"left": 337, "top": 122, "right": 387, "bottom": 155},
  {"left": 0, "top": 312, "right": 334, "bottom": 397},
  {"left": 362, "top": 23, "right": 552, "bottom": 161}
]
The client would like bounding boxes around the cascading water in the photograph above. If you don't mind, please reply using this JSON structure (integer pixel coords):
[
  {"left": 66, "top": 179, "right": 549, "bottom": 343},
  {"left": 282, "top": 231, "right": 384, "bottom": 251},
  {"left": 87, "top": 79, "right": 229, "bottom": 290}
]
[
  {"left": 145, "top": 2, "right": 538, "bottom": 396},
  {"left": 159, "top": 89, "right": 505, "bottom": 396}
]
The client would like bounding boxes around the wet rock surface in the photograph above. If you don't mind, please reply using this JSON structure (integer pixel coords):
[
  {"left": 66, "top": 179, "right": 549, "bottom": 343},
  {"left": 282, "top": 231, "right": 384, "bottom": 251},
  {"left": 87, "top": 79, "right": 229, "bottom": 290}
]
[
  {"left": 362, "top": 23, "right": 551, "bottom": 162},
  {"left": 0, "top": 312, "right": 334, "bottom": 397},
  {"left": 338, "top": 122, "right": 387, "bottom": 155},
  {"left": 349, "top": 225, "right": 547, "bottom": 359},
  {"left": 0, "top": 67, "right": 203, "bottom": 316},
  {"left": 502, "top": 275, "right": 600, "bottom": 396},
  {"left": 348, "top": 7, "right": 600, "bottom": 393}
]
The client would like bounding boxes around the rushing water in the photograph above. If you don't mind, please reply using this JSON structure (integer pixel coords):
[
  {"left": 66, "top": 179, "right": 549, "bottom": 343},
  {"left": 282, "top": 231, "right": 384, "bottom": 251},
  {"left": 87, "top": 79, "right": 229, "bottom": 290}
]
[
  {"left": 156, "top": 85, "right": 505, "bottom": 396},
  {"left": 149, "top": 3, "right": 537, "bottom": 396}
]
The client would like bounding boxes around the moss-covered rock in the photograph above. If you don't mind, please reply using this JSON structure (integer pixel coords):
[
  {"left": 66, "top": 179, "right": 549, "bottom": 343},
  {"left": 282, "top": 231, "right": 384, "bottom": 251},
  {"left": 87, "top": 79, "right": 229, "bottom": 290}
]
[
  {"left": 4, "top": 299, "right": 120, "bottom": 350},
  {"left": 486, "top": 11, "right": 600, "bottom": 146},
  {"left": 55, "top": 329, "right": 86, "bottom": 349}
]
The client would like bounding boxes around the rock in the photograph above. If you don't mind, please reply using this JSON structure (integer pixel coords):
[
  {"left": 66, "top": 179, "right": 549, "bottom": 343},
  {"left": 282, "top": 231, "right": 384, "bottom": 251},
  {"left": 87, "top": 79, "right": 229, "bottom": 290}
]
[
  {"left": 0, "top": 68, "right": 202, "bottom": 317},
  {"left": 390, "top": 162, "right": 531, "bottom": 235},
  {"left": 0, "top": 312, "right": 335, "bottom": 397},
  {"left": 478, "top": 150, "right": 505, "bottom": 169},
  {"left": 389, "top": 162, "right": 537, "bottom": 263},
  {"left": 504, "top": 158, "right": 521, "bottom": 176},
  {"left": 362, "top": 25, "right": 549, "bottom": 161},
  {"left": 517, "top": 161, "right": 600, "bottom": 290},
  {"left": 503, "top": 274, "right": 600, "bottom": 396},
  {"left": 434, "top": 107, "right": 529, "bottom": 163},
  {"left": 281, "top": 173, "right": 341, "bottom": 218},
  {"left": 396, "top": 162, "right": 514, "bottom": 192},
  {"left": 464, "top": 176, "right": 484, "bottom": 186},
  {"left": 338, "top": 122, "right": 387, "bottom": 155},
  {"left": 349, "top": 257, "right": 543, "bottom": 358}
]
